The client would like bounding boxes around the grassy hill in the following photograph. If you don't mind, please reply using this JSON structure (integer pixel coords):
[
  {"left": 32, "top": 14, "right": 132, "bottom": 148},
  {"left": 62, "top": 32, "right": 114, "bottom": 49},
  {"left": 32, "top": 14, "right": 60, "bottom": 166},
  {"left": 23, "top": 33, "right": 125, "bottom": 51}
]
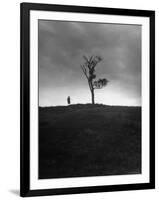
[{"left": 39, "top": 104, "right": 141, "bottom": 179}]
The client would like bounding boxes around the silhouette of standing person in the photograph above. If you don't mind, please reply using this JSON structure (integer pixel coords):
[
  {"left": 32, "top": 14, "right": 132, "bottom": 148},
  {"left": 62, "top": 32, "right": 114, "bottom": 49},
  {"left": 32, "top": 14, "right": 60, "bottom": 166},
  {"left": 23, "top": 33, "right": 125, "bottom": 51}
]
[{"left": 67, "top": 96, "right": 71, "bottom": 105}]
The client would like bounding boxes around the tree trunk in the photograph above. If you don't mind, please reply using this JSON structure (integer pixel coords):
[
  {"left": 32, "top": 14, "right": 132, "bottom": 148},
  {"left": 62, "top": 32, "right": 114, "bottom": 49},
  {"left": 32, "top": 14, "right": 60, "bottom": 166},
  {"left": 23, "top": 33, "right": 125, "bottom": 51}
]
[{"left": 91, "top": 89, "right": 95, "bottom": 104}]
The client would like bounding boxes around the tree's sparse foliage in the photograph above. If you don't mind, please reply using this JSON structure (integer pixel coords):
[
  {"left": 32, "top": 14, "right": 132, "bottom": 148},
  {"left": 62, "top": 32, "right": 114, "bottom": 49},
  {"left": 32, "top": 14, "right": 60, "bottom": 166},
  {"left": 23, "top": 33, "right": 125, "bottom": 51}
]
[{"left": 80, "top": 55, "right": 109, "bottom": 104}]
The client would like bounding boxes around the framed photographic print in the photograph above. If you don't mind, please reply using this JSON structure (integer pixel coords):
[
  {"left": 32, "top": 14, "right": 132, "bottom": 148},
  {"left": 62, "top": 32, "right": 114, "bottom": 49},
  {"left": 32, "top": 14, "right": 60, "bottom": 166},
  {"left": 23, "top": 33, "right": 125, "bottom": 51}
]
[{"left": 20, "top": 2, "right": 155, "bottom": 197}]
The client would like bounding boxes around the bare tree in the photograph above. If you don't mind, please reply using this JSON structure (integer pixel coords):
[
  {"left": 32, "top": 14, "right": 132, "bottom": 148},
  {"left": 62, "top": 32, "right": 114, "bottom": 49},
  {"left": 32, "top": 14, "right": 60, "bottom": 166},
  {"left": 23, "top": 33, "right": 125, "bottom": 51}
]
[{"left": 80, "top": 55, "right": 109, "bottom": 104}]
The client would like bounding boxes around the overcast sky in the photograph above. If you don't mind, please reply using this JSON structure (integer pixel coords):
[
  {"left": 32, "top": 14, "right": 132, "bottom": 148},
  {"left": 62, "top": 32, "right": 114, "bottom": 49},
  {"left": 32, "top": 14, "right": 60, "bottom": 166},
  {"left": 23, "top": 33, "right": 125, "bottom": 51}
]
[{"left": 38, "top": 20, "right": 141, "bottom": 107}]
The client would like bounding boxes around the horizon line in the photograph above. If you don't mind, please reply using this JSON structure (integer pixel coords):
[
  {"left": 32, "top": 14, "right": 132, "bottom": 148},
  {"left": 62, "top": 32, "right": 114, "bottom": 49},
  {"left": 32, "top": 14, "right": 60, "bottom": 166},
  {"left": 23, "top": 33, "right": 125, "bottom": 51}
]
[{"left": 39, "top": 103, "right": 141, "bottom": 108}]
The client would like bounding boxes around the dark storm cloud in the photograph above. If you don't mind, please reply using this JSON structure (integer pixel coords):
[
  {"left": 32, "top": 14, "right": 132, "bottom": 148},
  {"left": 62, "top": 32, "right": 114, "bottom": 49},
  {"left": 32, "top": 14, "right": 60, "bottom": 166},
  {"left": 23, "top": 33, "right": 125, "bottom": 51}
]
[{"left": 38, "top": 20, "right": 141, "bottom": 106}]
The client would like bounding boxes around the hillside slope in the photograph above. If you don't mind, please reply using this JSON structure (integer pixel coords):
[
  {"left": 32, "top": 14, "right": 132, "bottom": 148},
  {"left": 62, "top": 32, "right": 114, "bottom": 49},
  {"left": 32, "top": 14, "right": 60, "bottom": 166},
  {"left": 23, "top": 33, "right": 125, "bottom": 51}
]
[{"left": 39, "top": 104, "right": 141, "bottom": 179}]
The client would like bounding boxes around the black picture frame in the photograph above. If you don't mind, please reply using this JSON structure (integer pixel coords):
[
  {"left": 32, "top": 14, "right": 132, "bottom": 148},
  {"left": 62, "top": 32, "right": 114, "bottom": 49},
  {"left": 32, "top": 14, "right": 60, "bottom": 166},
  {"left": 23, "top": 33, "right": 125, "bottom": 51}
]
[{"left": 20, "top": 2, "right": 155, "bottom": 197}]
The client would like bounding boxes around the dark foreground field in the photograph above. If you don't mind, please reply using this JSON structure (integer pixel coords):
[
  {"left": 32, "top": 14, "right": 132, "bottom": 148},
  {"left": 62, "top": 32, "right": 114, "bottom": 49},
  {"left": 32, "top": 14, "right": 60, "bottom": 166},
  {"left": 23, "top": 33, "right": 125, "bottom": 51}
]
[{"left": 39, "top": 104, "right": 141, "bottom": 179}]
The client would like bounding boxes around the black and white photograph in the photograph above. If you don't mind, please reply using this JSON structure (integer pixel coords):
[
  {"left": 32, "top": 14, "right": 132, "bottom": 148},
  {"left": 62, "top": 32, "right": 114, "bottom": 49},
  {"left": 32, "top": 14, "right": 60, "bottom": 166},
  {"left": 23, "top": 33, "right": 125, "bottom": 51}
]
[
  {"left": 38, "top": 20, "right": 142, "bottom": 179},
  {"left": 20, "top": 3, "right": 155, "bottom": 197}
]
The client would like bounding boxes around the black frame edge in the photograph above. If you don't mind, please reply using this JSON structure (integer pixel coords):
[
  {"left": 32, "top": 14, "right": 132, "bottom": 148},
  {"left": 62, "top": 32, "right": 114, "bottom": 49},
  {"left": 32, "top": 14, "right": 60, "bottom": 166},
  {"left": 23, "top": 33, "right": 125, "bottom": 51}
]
[
  {"left": 21, "top": 2, "right": 155, "bottom": 16},
  {"left": 23, "top": 183, "right": 154, "bottom": 197},
  {"left": 20, "top": 3, "right": 30, "bottom": 197},
  {"left": 149, "top": 11, "right": 155, "bottom": 188}
]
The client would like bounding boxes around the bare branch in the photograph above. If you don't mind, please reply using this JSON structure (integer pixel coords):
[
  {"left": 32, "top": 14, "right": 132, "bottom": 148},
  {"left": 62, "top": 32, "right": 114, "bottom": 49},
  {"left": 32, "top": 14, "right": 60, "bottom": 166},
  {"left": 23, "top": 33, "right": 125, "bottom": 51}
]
[
  {"left": 83, "top": 56, "right": 93, "bottom": 70},
  {"left": 96, "top": 56, "right": 102, "bottom": 62},
  {"left": 83, "top": 55, "right": 89, "bottom": 63},
  {"left": 89, "top": 55, "right": 94, "bottom": 64},
  {"left": 91, "top": 56, "right": 102, "bottom": 69},
  {"left": 80, "top": 64, "right": 89, "bottom": 80}
]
